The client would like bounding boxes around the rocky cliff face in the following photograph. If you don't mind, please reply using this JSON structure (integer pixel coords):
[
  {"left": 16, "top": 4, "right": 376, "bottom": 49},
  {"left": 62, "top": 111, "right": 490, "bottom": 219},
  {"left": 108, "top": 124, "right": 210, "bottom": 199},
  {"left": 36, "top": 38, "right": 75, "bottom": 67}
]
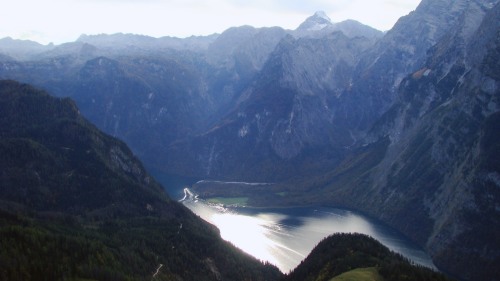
[
  {"left": 348, "top": 0, "right": 495, "bottom": 132},
  {"left": 378, "top": 3, "right": 500, "bottom": 278},
  {"left": 295, "top": 2, "right": 499, "bottom": 279},
  {"left": 163, "top": 0, "right": 497, "bottom": 182},
  {"left": 164, "top": 31, "right": 375, "bottom": 180}
]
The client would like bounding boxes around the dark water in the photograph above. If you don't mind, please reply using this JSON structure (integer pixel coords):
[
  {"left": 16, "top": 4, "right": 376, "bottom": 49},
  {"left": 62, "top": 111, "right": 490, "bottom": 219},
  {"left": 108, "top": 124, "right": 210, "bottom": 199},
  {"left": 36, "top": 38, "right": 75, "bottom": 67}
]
[{"left": 179, "top": 187, "right": 436, "bottom": 273}]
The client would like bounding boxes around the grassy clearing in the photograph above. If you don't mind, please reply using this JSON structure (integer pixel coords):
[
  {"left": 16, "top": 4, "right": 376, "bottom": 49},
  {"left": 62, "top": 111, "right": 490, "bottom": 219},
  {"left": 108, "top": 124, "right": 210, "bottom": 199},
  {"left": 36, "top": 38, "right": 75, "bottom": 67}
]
[
  {"left": 331, "top": 267, "right": 384, "bottom": 281},
  {"left": 207, "top": 197, "right": 249, "bottom": 206}
]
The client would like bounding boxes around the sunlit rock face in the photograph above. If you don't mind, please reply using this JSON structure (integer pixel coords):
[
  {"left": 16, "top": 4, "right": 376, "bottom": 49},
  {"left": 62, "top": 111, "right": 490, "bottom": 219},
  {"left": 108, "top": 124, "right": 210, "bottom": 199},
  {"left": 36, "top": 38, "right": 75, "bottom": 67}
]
[
  {"left": 347, "top": 0, "right": 495, "bottom": 132},
  {"left": 383, "top": 4, "right": 500, "bottom": 278},
  {"left": 305, "top": 2, "right": 500, "bottom": 280}
]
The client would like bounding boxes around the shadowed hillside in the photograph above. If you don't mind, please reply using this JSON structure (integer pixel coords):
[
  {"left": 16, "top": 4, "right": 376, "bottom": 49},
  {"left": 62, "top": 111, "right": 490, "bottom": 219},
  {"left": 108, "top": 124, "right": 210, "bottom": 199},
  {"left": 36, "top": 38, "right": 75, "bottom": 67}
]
[{"left": 0, "top": 80, "right": 282, "bottom": 281}]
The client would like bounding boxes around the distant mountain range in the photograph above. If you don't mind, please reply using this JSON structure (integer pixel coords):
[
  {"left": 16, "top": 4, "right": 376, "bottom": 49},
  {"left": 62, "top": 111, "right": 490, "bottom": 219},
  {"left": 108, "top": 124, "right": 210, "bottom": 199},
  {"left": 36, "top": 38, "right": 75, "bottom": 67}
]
[{"left": 0, "top": 1, "right": 499, "bottom": 280}]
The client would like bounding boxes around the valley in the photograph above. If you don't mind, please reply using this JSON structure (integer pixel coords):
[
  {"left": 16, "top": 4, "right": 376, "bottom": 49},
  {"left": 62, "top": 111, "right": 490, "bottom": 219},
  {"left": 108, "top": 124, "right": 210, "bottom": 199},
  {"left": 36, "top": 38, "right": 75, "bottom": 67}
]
[{"left": 0, "top": 0, "right": 499, "bottom": 280}]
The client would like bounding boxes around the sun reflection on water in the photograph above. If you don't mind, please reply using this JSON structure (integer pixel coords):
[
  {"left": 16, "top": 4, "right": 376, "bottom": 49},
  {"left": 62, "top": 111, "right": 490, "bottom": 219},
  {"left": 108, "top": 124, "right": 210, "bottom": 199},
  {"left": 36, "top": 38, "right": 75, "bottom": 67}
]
[
  {"left": 211, "top": 213, "right": 280, "bottom": 266},
  {"left": 179, "top": 188, "right": 436, "bottom": 273}
]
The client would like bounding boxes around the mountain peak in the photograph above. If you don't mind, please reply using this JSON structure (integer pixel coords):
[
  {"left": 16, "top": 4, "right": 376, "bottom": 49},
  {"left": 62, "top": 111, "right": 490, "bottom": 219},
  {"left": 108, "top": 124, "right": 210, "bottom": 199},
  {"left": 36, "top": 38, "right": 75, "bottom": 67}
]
[
  {"left": 313, "top": 11, "right": 331, "bottom": 22},
  {"left": 296, "top": 11, "right": 333, "bottom": 31}
]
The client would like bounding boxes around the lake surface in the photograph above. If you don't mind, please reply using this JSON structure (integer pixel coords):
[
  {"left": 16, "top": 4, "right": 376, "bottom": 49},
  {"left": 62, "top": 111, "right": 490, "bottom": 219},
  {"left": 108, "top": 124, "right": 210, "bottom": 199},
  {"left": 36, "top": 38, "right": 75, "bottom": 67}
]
[{"left": 178, "top": 187, "right": 436, "bottom": 273}]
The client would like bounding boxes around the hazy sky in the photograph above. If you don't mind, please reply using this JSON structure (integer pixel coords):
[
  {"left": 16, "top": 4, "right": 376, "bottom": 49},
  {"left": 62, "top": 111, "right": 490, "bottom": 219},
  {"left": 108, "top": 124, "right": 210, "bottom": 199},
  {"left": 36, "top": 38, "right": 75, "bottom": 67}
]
[{"left": 0, "top": 0, "right": 421, "bottom": 45}]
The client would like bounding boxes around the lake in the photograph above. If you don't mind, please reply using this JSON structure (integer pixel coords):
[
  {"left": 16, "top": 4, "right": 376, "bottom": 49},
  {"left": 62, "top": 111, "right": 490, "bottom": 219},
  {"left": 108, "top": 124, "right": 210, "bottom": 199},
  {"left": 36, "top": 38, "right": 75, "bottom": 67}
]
[{"left": 178, "top": 187, "right": 436, "bottom": 273}]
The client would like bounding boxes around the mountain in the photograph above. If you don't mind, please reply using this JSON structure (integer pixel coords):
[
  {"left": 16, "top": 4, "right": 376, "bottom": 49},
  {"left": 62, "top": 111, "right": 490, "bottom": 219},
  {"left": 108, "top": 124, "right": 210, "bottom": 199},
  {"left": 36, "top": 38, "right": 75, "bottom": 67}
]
[
  {"left": 296, "top": 11, "right": 333, "bottom": 32},
  {"left": 164, "top": 2, "right": 499, "bottom": 279},
  {"left": 164, "top": 31, "right": 376, "bottom": 181},
  {"left": 271, "top": 2, "right": 500, "bottom": 280},
  {"left": 162, "top": 0, "right": 491, "bottom": 182},
  {"left": 348, "top": 0, "right": 498, "bottom": 131},
  {"left": 284, "top": 233, "right": 452, "bottom": 281},
  {"left": 329, "top": 19, "right": 383, "bottom": 39},
  {"left": 206, "top": 26, "right": 287, "bottom": 70},
  {"left": 294, "top": 11, "right": 383, "bottom": 39},
  {"left": 361, "top": 3, "right": 500, "bottom": 278},
  {"left": 77, "top": 33, "right": 218, "bottom": 52},
  {"left": 0, "top": 37, "right": 54, "bottom": 60},
  {"left": 0, "top": 3, "right": 498, "bottom": 280},
  {"left": 0, "top": 80, "right": 282, "bottom": 280},
  {"left": 0, "top": 81, "right": 453, "bottom": 281}
]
